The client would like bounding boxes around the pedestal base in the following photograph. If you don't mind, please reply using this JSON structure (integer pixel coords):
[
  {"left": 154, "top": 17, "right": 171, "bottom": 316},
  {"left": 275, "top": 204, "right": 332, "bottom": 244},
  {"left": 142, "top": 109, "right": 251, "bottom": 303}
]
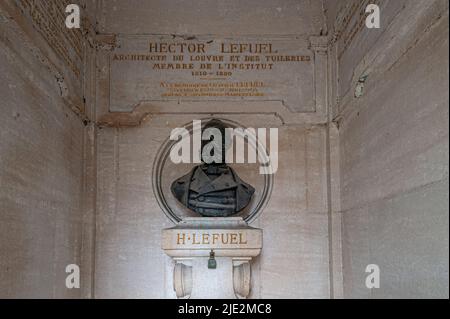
[{"left": 162, "top": 217, "right": 262, "bottom": 299}]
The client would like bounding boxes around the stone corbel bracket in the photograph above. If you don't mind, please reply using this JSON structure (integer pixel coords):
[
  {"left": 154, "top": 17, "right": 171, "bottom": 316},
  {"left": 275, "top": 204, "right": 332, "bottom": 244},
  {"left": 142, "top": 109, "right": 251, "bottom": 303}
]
[
  {"left": 172, "top": 257, "right": 252, "bottom": 299},
  {"left": 233, "top": 258, "right": 252, "bottom": 299},
  {"left": 173, "top": 258, "right": 193, "bottom": 299}
]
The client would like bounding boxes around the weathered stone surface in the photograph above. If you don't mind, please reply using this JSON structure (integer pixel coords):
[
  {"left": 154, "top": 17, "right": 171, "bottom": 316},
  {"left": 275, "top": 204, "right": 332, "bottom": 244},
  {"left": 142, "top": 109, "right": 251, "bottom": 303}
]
[
  {"left": 97, "top": 0, "right": 326, "bottom": 36},
  {"left": 0, "top": 22, "right": 85, "bottom": 299},
  {"left": 0, "top": 0, "right": 96, "bottom": 117},
  {"left": 0, "top": 0, "right": 96, "bottom": 298},
  {"left": 332, "top": 0, "right": 449, "bottom": 299}
]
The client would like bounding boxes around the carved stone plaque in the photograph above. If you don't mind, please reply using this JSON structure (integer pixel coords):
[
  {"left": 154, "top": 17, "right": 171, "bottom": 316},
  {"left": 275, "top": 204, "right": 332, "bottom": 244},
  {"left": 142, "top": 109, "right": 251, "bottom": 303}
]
[
  {"left": 109, "top": 35, "right": 316, "bottom": 112},
  {"left": 162, "top": 217, "right": 262, "bottom": 254}
]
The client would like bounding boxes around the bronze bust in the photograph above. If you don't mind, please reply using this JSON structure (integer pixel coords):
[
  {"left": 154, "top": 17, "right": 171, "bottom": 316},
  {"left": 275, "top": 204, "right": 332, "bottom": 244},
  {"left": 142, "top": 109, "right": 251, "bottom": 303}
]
[{"left": 171, "top": 119, "right": 255, "bottom": 217}]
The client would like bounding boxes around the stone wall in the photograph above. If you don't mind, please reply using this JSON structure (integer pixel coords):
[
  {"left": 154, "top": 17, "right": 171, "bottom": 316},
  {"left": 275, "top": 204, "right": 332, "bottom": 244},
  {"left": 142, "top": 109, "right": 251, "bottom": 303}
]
[
  {"left": 327, "top": 0, "right": 449, "bottom": 298},
  {"left": 1, "top": 0, "right": 448, "bottom": 299},
  {"left": 0, "top": 0, "right": 95, "bottom": 298}
]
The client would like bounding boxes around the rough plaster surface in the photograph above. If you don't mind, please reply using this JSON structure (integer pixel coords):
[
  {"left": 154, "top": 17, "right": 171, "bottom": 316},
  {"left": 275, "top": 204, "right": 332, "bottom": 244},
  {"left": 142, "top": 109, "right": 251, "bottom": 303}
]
[
  {"left": 97, "top": 0, "right": 327, "bottom": 36},
  {"left": 0, "top": 25, "right": 85, "bottom": 299},
  {"left": 0, "top": 1, "right": 95, "bottom": 298},
  {"left": 334, "top": 1, "right": 449, "bottom": 298}
]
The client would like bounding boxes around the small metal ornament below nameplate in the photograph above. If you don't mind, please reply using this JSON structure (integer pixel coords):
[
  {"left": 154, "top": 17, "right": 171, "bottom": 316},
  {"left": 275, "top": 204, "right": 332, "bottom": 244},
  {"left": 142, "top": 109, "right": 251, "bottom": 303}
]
[{"left": 208, "top": 250, "right": 217, "bottom": 269}]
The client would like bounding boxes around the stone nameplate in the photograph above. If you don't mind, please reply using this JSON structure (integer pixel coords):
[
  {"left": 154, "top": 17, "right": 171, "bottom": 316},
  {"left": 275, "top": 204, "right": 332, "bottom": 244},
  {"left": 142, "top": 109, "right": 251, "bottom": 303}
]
[
  {"left": 109, "top": 35, "right": 316, "bottom": 112},
  {"left": 161, "top": 217, "right": 262, "bottom": 255},
  {"left": 162, "top": 228, "right": 262, "bottom": 250}
]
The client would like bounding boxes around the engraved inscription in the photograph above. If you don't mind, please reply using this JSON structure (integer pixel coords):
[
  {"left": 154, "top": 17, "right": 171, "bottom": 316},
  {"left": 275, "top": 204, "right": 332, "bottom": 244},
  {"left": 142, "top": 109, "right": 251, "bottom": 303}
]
[
  {"left": 109, "top": 36, "right": 316, "bottom": 112},
  {"left": 176, "top": 231, "right": 248, "bottom": 246}
]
